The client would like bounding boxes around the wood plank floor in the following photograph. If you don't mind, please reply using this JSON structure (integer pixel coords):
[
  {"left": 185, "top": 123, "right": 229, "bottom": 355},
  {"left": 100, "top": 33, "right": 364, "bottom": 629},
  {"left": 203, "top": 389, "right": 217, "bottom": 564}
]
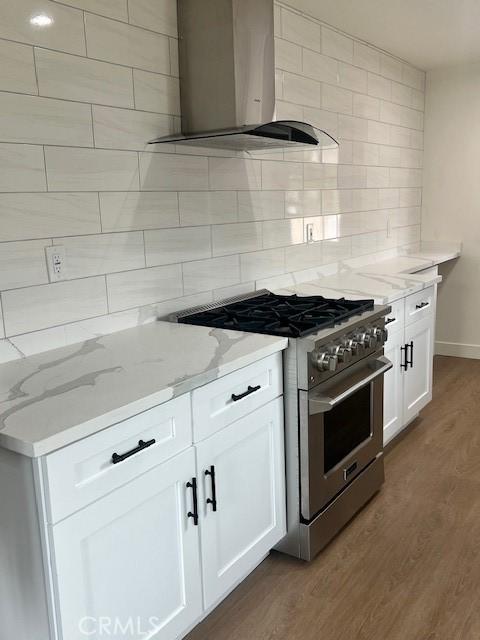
[{"left": 186, "top": 356, "right": 480, "bottom": 640}]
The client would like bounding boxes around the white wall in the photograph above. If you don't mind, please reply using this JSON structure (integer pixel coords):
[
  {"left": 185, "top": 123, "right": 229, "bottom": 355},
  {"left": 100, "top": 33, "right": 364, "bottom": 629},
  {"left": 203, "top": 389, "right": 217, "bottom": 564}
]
[
  {"left": 0, "top": 0, "right": 425, "bottom": 362},
  {"left": 422, "top": 63, "right": 480, "bottom": 357}
]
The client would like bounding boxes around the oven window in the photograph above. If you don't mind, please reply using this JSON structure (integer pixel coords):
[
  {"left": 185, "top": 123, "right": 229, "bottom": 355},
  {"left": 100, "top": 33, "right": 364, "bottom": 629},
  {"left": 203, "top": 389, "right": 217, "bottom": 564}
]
[{"left": 324, "top": 384, "right": 372, "bottom": 473}]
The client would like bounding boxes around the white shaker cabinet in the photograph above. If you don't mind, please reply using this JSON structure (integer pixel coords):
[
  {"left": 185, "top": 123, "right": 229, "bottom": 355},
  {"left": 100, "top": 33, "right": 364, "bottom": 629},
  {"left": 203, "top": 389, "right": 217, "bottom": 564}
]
[
  {"left": 383, "top": 285, "right": 436, "bottom": 445},
  {"left": 51, "top": 447, "right": 203, "bottom": 640},
  {"left": 404, "top": 315, "right": 434, "bottom": 424},
  {"left": 196, "top": 397, "right": 286, "bottom": 609}
]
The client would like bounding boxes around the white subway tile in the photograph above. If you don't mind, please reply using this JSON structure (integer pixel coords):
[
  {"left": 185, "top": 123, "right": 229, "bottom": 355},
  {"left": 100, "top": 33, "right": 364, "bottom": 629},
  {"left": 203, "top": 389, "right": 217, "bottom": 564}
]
[
  {"left": 353, "top": 93, "right": 380, "bottom": 120},
  {"left": 241, "top": 248, "right": 285, "bottom": 281},
  {"left": 0, "top": 144, "right": 46, "bottom": 192},
  {"left": 367, "top": 167, "right": 390, "bottom": 188},
  {"left": 282, "top": 9, "right": 320, "bottom": 51},
  {"left": 238, "top": 191, "right": 284, "bottom": 221},
  {"left": 402, "top": 65, "right": 425, "bottom": 91},
  {"left": 285, "top": 190, "right": 321, "bottom": 217},
  {"left": 100, "top": 192, "right": 179, "bottom": 231},
  {"left": 338, "top": 114, "right": 368, "bottom": 141},
  {"left": 389, "top": 206, "right": 421, "bottom": 228},
  {"left": 352, "top": 188, "right": 379, "bottom": 211},
  {"left": 275, "top": 99, "right": 303, "bottom": 121},
  {"left": 57, "top": 232, "right": 145, "bottom": 278},
  {"left": 2, "top": 277, "right": 108, "bottom": 336},
  {"left": 262, "top": 218, "right": 304, "bottom": 249},
  {"left": 304, "top": 164, "right": 338, "bottom": 189},
  {"left": 338, "top": 164, "right": 367, "bottom": 188},
  {"left": 303, "top": 106, "right": 339, "bottom": 139},
  {"left": 391, "top": 81, "right": 412, "bottom": 107},
  {"left": 353, "top": 42, "right": 380, "bottom": 73},
  {"left": 379, "top": 53, "right": 403, "bottom": 82},
  {"left": 353, "top": 141, "right": 380, "bottom": 166},
  {"left": 351, "top": 232, "right": 378, "bottom": 257},
  {"left": 128, "top": 0, "right": 177, "bottom": 37},
  {"left": 213, "top": 222, "right": 262, "bottom": 256},
  {"left": 209, "top": 157, "right": 261, "bottom": 191},
  {"left": 92, "top": 105, "right": 173, "bottom": 151},
  {"left": 322, "top": 237, "right": 352, "bottom": 263},
  {"left": 337, "top": 62, "right": 367, "bottom": 93},
  {"left": 274, "top": 4, "right": 281, "bottom": 36},
  {"left": 283, "top": 72, "right": 321, "bottom": 108},
  {"left": 395, "top": 224, "right": 421, "bottom": 246},
  {"left": 46, "top": 147, "right": 139, "bottom": 191},
  {"left": 337, "top": 211, "right": 387, "bottom": 236},
  {"left": 302, "top": 49, "right": 338, "bottom": 84},
  {"left": 0, "top": 239, "right": 51, "bottom": 290},
  {"left": 140, "top": 153, "right": 208, "bottom": 190},
  {"left": 169, "top": 38, "right": 179, "bottom": 76},
  {"left": 55, "top": 0, "right": 128, "bottom": 21},
  {"left": 323, "top": 139, "right": 353, "bottom": 164},
  {"left": 368, "top": 73, "right": 391, "bottom": 100},
  {"left": 85, "top": 13, "right": 170, "bottom": 74},
  {"left": 262, "top": 161, "right": 303, "bottom": 190},
  {"left": 321, "top": 27, "right": 353, "bottom": 63},
  {"left": 0, "top": 93, "right": 93, "bottom": 146},
  {"left": 322, "top": 189, "right": 353, "bottom": 214},
  {"left": 285, "top": 243, "right": 322, "bottom": 272},
  {"left": 389, "top": 168, "right": 422, "bottom": 188},
  {"left": 179, "top": 191, "right": 237, "bottom": 226},
  {"left": 275, "top": 38, "right": 302, "bottom": 73},
  {"left": 322, "top": 84, "right": 352, "bottom": 115},
  {"left": 133, "top": 70, "right": 180, "bottom": 115},
  {"left": 0, "top": 193, "right": 100, "bottom": 241},
  {"left": 107, "top": 264, "right": 183, "bottom": 312},
  {"left": 399, "top": 188, "right": 422, "bottom": 207},
  {"left": 380, "top": 101, "right": 423, "bottom": 130},
  {"left": 0, "top": 0, "right": 86, "bottom": 55},
  {"left": 378, "top": 188, "right": 400, "bottom": 209},
  {"left": 145, "top": 227, "right": 211, "bottom": 265},
  {"left": 367, "top": 120, "right": 390, "bottom": 145},
  {"left": 411, "top": 89, "right": 425, "bottom": 111},
  {"left": 0, "top": 40, "right": 37, "bottom": 94},
  {"left": 36, "top": 49, "right": 134, "bottom": 108},
  {"left": 183, "top": 255, "right": 240, "bottom": 295}
]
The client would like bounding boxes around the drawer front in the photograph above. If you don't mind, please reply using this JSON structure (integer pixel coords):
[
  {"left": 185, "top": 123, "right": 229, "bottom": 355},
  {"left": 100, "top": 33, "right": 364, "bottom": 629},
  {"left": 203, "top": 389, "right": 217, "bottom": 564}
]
[
  {"left": 405, "top": 286, "right": 435, "bottom": 326},
  {"left": 44, "top": 394, "right": 192, "bottom": 523},
  {"left": 192, "top": 353, "right": 283, "bottom": 442},
  {"left": 384, "top": 298, "right": 405, "bottom": 335}
]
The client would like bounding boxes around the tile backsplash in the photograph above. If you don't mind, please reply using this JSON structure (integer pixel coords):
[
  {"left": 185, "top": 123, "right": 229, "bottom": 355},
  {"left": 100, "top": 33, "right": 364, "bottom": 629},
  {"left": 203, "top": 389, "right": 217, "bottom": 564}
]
[{"left": 0, "top": 0, "right": 425, "bottom": 360}]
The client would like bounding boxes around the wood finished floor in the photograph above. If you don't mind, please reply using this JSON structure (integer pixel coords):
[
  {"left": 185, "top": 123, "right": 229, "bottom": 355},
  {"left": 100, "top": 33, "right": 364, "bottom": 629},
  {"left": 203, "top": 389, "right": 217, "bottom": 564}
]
[{"left": 186, "top": 356, "right": 480, "bottom": 640}]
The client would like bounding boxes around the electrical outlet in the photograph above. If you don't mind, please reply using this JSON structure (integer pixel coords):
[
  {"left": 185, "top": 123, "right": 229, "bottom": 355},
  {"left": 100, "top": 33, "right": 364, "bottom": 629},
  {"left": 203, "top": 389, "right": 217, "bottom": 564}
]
[
  {"left": 45, "top": 245, "right": 67, "bottom": 282},
  {"left": 306, "top": 223, "right": 315, "bottom": 244}
]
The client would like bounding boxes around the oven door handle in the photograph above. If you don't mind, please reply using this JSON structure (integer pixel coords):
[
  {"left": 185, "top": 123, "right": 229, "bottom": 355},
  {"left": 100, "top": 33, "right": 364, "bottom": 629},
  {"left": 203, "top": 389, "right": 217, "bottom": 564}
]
[{"left": 309, "top": 356, "right": 393, "bottom": 414}]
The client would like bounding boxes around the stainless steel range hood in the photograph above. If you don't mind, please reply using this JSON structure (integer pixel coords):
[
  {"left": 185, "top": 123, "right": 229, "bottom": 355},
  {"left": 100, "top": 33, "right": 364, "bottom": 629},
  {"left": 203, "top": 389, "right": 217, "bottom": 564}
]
[{"left": 149, "top": 0, "right": 338, "bottom": 153}]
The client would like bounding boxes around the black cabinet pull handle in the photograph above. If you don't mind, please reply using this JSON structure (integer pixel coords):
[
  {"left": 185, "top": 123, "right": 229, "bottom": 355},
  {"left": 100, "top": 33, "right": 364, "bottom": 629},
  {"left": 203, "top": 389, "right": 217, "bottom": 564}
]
[
  {"left": 400, "top": 344, "right": 408, "bottom": 370},
  {"left": 409, "top": 340, "right": 414, "bottom": 368},
  {"left": 231, "top": 384, "right": 261, "bottom": 402},
  {"left": 187, "top": 477, "right": 199, "bottom": 525},
  {"left": 111, "top": 438, "right": 155, "bottom": 464},
  {"left": 205, "top": 465, "right": 217, "bottom": 512},
  {"left": 415, "top": 301, "right": 429, "bottom": 309},
  {"left": 385, "top": 317, "right": 396, "bottom": 325}
]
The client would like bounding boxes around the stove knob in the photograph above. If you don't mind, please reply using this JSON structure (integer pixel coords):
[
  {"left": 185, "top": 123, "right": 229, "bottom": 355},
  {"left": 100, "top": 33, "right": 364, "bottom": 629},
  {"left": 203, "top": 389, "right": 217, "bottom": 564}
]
[
  {"left": 335, "top": 345, "right": 352, "bottom": 364},
  {"left": 312, "top": 350, "right": 338, "bottom": 372},
  {"left": 372, "top": 326, "right": 387, "bottom": 345},
  {"left": 354, "top": 331, "right": 368, "bottom": 350},
  {"left": 351, "top": 340, "right": 365, "bottom": 356}
]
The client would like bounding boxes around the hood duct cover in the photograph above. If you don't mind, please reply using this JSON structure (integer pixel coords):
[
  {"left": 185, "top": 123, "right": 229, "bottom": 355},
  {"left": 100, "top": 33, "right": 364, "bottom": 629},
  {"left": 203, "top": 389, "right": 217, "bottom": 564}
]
[{"left": 149, "top": 0, "right": 338, "bottom": 153}]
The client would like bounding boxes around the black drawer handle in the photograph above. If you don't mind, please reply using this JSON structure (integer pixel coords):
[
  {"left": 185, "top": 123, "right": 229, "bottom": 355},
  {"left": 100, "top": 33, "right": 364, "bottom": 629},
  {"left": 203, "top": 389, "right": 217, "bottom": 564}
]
[
  {"left": 187, "top": 477, "right": 199, "bottom": 525},
  {"left": 415, "top": 301, "right": 429, "bottom": 309},
  {"left": 231, "top": 384, "right": 261, "bottom": 402},
  {"left": 385, "top": 317, "right": 396, "bottom": 325},
  {"left": 111, "top": 438, "right": 155, "bottom": 464},
  {"left": 205, "top": 465, "right": 217, "bottom": 512}
]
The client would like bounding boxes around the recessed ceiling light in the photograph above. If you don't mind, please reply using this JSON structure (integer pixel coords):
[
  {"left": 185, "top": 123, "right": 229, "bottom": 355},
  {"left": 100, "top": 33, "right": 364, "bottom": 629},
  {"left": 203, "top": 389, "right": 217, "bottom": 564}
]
[{"left": 30, "top": 14, "right": 54, "bottom": 27}]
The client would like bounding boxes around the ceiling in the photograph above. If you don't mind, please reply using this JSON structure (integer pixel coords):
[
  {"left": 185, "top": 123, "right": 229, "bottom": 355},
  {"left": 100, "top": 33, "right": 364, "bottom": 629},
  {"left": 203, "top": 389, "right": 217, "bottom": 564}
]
[{"left": 286, "top": 0, "right": 480, "bottom": 70}]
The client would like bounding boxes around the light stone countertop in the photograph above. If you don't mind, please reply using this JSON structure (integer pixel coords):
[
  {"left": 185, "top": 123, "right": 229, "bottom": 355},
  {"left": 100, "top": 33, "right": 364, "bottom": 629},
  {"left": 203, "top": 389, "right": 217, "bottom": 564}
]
[
  {"left": 0, "top": 321, "right": 287, "bottom": 457},
  {"left": 362, "top": 241, "right": 461, "bottom": 275},
  {"left": 276, "top": 270, "right": 442, "bottom": 305}
]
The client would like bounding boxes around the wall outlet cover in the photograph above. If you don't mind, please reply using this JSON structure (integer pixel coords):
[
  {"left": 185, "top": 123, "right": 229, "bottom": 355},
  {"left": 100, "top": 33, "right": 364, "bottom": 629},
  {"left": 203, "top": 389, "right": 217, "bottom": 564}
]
[{"left": 45, "top": 245, "right": 67, "bottom": 282}]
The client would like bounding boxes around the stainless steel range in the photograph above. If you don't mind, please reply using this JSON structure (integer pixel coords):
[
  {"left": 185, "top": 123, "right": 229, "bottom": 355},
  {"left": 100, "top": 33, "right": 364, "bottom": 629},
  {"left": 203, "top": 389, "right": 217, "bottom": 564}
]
[{"left": 169, "top": 290, "right": 392, "bottom": 561}]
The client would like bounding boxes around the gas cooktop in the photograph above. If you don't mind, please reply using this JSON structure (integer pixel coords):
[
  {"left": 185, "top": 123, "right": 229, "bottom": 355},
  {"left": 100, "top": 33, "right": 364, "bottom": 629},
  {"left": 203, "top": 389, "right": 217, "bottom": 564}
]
[{"left": 176, "top": 291, "right": 374, "bottom": 338}]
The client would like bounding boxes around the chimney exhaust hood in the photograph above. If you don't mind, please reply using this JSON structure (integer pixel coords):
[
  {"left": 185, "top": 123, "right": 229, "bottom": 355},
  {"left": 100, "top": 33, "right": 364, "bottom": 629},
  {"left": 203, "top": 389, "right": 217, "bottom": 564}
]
[{"left": 149, "top": 0, "right": 338, "bottom": 153}]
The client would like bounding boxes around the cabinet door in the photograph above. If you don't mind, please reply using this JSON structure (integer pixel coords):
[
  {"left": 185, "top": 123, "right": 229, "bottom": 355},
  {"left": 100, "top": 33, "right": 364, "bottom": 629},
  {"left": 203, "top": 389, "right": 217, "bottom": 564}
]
[
  {"left": 383, "top": 329, "right": 405, "bottom": 445},
  {"left": 51, "top": 448, "right": 203, "bottom": 640},
  {"left": 196, "top": 398, "right": 286, "bottom": 610},
  {"left": 404, "top": 315, "right": 434, "bottom": 424}
]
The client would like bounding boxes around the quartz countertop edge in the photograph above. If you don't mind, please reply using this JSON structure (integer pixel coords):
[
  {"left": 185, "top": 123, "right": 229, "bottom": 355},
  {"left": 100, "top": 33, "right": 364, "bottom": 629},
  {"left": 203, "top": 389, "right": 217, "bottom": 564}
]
[{"left": 0, "top": 322, "right": 288, "bottom": 458}]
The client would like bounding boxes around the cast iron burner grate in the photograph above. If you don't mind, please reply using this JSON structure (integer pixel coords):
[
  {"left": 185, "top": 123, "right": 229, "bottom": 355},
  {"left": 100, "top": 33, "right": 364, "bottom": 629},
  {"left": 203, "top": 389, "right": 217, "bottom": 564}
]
[{"left": 179, "top": 292, "right": 374, "bottom": 338}]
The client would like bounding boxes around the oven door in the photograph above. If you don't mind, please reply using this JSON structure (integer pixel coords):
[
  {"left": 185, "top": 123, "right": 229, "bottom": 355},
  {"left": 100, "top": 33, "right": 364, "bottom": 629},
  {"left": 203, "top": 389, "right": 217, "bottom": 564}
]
[{"left": 300, "top": 352, "right": 392, "bottom": 521}]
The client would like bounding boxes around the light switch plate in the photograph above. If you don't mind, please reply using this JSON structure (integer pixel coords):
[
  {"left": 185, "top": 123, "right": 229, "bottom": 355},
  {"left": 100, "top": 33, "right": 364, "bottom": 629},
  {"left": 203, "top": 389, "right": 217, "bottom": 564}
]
[{"left": 45, "top": 245, "right": 67, "bottom": 282}]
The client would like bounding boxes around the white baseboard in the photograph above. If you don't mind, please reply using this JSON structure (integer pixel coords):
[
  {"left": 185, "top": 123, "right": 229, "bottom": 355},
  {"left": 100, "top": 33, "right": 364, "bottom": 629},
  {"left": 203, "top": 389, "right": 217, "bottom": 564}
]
[{"left": 435, "top": 341, "right": 480, "bottom": 359}]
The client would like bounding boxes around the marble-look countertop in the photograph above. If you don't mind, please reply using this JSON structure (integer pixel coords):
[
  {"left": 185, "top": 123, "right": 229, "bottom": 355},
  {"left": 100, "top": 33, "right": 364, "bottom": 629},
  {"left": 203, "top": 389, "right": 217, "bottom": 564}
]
[
  {"left": 362, "top": 241, "right": 461, "bottom": 275},
  {"left": 277, "top": 270, "right": 442, "bottom": 305},
  {"left": 0, "top": 321, "right": 287, "bottom": 457}
]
